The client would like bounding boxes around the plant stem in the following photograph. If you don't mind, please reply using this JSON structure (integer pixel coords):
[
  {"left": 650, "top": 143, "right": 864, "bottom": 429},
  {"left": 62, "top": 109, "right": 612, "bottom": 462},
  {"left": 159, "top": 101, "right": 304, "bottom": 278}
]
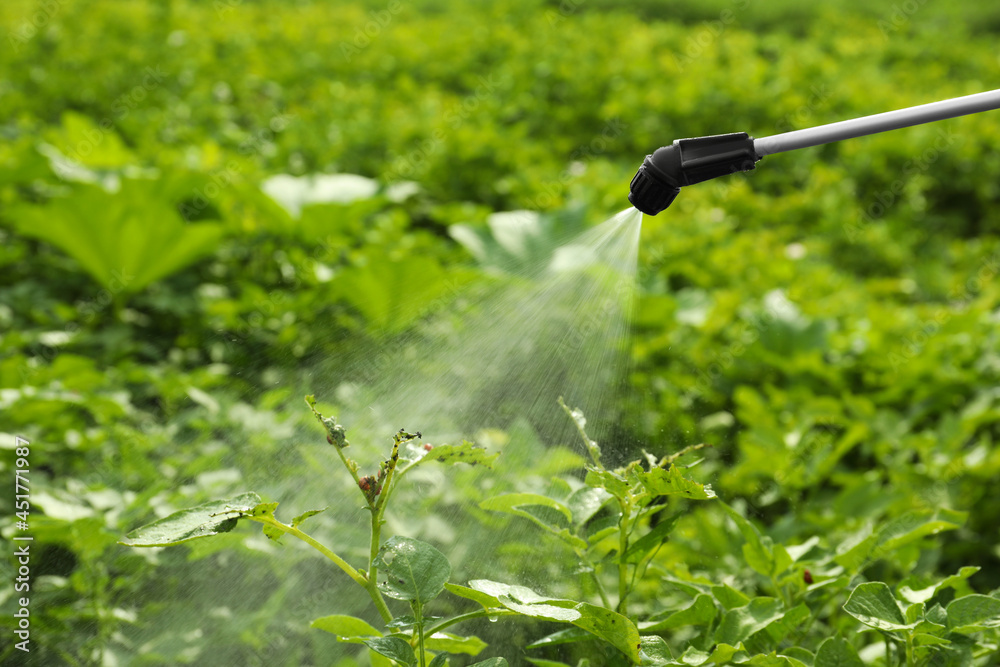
[
  {"left": 368, "top": 507, "right": 383, "bottom": 594},
  {"left": 250, "top": 515, "right": 393, "bottom": 623},
  {"left": 617, "top": 497, "right": 631, "bottom": 616},
  {"left": 368, "top": 436, "right": 403, "bottom": 595},
  {"left": 413, "top": 601, "right": 427, "bottom": 667},
  {"left": 770, "top": 575, "right": 791, "bottom": 608}
]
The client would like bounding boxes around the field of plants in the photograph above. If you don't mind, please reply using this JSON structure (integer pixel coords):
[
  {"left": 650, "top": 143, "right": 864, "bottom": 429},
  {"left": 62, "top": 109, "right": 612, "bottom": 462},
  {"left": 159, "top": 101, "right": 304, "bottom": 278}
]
[{"left": 1, "top": 0, "right": 1000, "bottom": 665}]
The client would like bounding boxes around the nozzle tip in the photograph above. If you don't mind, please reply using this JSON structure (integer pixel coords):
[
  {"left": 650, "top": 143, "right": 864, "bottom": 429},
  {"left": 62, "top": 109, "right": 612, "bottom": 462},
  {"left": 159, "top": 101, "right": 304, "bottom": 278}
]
[{"left": 628, "top": 160, "right": 680, "bottom": 216}]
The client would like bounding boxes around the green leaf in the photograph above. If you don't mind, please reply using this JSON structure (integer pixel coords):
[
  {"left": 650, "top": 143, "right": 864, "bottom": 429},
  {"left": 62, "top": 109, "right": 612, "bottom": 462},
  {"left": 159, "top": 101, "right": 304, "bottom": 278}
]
[
  {"left": 526, "top": 627, "right": 592, "bottom": 649},
  {"left": 843, "top": 582, "right": 912, "bottom": 632},
  {"left": 745, "top": 654, "right": 810, "bottom": 667},
  {"left": 711, "top": 584, "right": 751, "bottom": 611},
  {"left": 626, "top": 513, "right": 681, "bottom": 564},
  {"left": 292, "top": 507, "right": 327, "bottom": 528},
  {"left": 385, "top": 615, "right": 442, "bottom": 631},
  {"left": 311, "top": 614, "right": 382, "bottom": 641},
  {"left": 566, "top": 486, "right": 612, "bottom": 525},
  {"left": 262, "top": 524, "right": 285, "bottom": 541},
  {"left": 638, "top": 635, "right": 674, "bottom": 664},
  {"left": 898, "top": 566, "right": 981, "bottom": 604},
  {"left": 375, "top": 536, "right": 452, "bottom": 604},
  {"left": 480, "top": 493, "right": 572, "bottom": 526},
  {"left": 444, "top": 583, "right": 502, "bottom": 611},
  {"left": 12, "top": 178, "right": 226, "bottom": 293},
  {"left": 428, "top": 654, "right": 449, "bottom": 667},
  {"left": 424, "top": 632, "right": 488, "bottom": 656},
  {"left": 467, "top": 659, "right": 508, "bottom": 667},
  {"left": 639, "top": 594, "right": 716, "bottom": 632},
  {"left": 363, "top": 636, "right": 416, "bottom": 666},
  {"left": 250, "top": 502, "right": 279, "bottom": 517},
  {"left": 714, "top": 597, "right": 784, "bottom": 645},
  {"left": 119, "top": 492, "right": 261, "bottom": 546},
  {"left": 563, "top": 601, "right": 642, "bottom": 663},
  {"left": 873, "top": 509, "right": 966, "bottom": 556},
  {"left": 403, "top": 441, "right": 499, "bottom": 471},
  {"left": 585, "top": 467, "right": 630, "bottom": 498},
  {"left": 633, "top": 466, "right": 716, "bottom": 500},
  {"left": 946, "top": 594, "right": 1000, "bottom": 633},
  {"left": 701, "top": 643, "right": 750, "bottom": 665},
  {"left": 814, "top": 637, "right": 864, "bottom": 667},
  {"left": 559, "top": 397, "right": 602, "bottom": 464},
  {"left": 467, "top": 580, "right": 640, "bottom": 662},
  {"left": 760, "top": 604, "right": 811, "bottom": 644},
  {"left": 718, "top": 502, "right": 776, "bottom": 576},
  {"left": 526, "top": 660, "right": 572, "bottom": 667}
]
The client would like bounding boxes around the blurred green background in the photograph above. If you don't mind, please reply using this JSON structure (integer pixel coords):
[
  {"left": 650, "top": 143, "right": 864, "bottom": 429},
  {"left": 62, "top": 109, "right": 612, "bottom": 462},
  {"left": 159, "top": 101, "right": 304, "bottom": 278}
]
[{"left": 1, "top": 0, "right": 999, "bottom": 665}]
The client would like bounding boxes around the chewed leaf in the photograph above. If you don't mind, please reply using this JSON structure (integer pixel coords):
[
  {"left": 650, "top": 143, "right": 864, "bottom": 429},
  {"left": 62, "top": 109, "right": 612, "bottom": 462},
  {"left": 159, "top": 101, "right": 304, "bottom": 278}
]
[
  {"left": 250, "top": 502, "right": 279, "bottom": 517},
  {"left": 119, "top": 492, "right": 262, "bottom": 547},
  {"left": 401, "top": 440, "right": 499, "bottom": 472},
  {"left": 559, "top": 397, "right": 601, "bottom": 464},
  {"left": 585, "top": 468, "right": 630, "bottom": 498},
  {"left": 292, "top": 507, "right": 327, "bottom": 528},
  {"left": 633, "top": 466, "right": 716, "bottom": 500}
]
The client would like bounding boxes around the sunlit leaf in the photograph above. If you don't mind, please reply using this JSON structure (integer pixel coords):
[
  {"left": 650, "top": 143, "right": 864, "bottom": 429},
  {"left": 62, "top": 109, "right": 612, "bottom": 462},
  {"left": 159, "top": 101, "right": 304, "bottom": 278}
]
[
  {"left": 311, "top": 614, "right": 382, "bottom": 641},
  {"left": 363, "top": 636, "right": 415, "bottom": 666},
  {"left": 946, "top": 594, "right": 1000, "bottom": 633},
  {"left": 814, "top": 637, "right": 863, "bottom": 667},
  {"left": 714, "top": 597, "right": 785, "bottom": 645},
  {"left": 375, "top": 536, "right": 451, "bottom": 604},
  {"left": 424, "top": 632, "right": 487, "bottom": 656},
  {"left": 633, "top": 466, "right": 716, "bottom": 500},
  {"left": 119, "top": 492, "right": 261, "bottom": 547},
  {"left": 639, "top": 594, "right": 716, "bottom": 632},
  {"left": 843, "top": 582, "right": 912, "bottom": 632}
]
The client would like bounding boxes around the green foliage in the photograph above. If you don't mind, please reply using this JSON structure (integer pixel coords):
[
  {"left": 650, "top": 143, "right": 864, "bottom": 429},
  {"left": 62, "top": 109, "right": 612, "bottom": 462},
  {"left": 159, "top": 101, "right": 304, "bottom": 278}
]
[
  {"left": 3, "top": 0, "right": 1000, "bottom": 665},
  {"left": 119, "top": 492, "right": 262, "bottom": 546},
  {"left": 375, "top": 536, "right": 452, "bottom": 605}
]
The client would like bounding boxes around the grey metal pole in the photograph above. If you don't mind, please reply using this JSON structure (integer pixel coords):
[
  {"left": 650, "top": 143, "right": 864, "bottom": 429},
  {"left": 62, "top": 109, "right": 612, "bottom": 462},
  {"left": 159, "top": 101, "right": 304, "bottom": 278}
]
[{"left": 753, "top": 89, "right": 1000, "bottom": 157}]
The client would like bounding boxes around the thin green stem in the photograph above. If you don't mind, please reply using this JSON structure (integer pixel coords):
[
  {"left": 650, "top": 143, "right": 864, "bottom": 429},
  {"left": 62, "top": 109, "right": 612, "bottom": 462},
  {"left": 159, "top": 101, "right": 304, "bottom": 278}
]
[
  {"left": 368, "top": 436, "right": 404, "bottom": 591},
  {"left": 334, "top": 445, "right": 364, "bottom": 489},
  {"left": 617, "top": 498, "right": 630, "bottom": 616},
  {"left": 368, "top": 508, "right": 383, "bottom": 596},
  {"left": 413, "top": 602, "right": 427, "bottom": 667},
  {"left": 250, "top": 515, "right": 393, "bottom": 623},
  {"left": 576, "top": 552, "right": 611, "bottom": 609},
  {"left": 770, "top": 575, "right": 791, "bottom": 609}
]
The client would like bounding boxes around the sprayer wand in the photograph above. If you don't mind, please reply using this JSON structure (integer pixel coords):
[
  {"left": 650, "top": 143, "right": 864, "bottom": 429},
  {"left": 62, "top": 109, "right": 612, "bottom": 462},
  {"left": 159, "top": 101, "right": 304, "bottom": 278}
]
[{"left": 628, "top": 88, "right": 1000, "bottom": 216}]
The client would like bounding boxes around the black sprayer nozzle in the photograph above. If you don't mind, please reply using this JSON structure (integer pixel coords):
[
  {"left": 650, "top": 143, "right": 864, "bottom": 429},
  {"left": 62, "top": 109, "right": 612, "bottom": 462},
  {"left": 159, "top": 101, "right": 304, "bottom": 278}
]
[{"left": 628, "top": 132, "right": 761, "bottom": 216}]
